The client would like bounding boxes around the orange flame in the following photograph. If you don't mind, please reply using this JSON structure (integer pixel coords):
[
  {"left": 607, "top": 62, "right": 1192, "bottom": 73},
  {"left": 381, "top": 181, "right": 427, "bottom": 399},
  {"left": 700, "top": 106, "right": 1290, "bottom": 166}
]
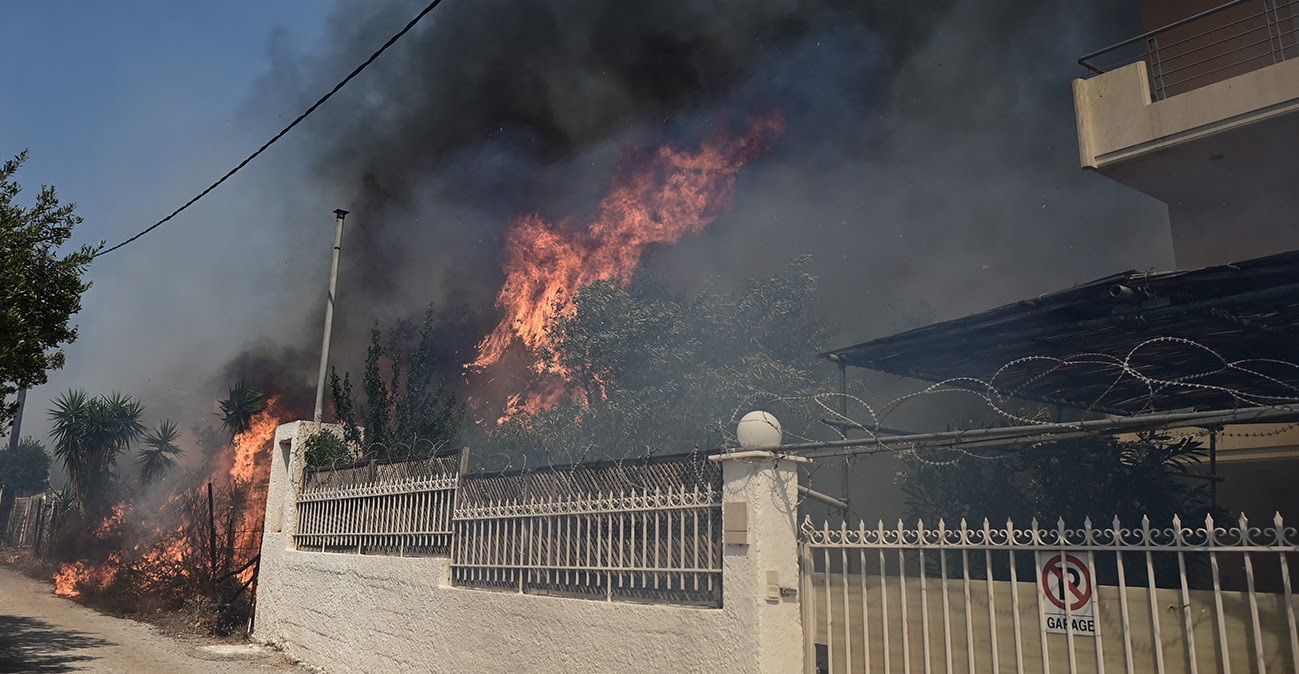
[
  {"left": 51, "top": 399, "right": 285, "bottom": 604},
  {"left": 226, "top": 400, "right": 282, "bottom": 582},
  {"left": 94, "top": 502, "right": 130, "bottom": 540},
  {"left": 228, "top": 402, "right": 281, "bottom": 484},
  {"left": 52, "top": 555, "right": 120, "bottom": 597},
  {"left": 470, "top": 113, "right": 785, "bottom": 374}
]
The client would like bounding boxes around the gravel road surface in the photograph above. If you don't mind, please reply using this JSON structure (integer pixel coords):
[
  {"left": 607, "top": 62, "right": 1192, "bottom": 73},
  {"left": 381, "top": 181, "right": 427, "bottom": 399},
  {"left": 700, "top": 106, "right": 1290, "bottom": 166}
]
[{"left": 0, "top": 565, "right": 308, "bottom": 673}]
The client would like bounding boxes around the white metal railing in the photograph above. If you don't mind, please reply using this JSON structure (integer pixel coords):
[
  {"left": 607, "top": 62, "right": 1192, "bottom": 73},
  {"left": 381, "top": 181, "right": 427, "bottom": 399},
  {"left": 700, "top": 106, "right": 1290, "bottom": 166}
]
[
  {"left": 800, "top": 513, "right": 1299, "bottom": 673},
  {"left": 294, "top": 456, "right": 460, "bottom": 555},
  {"left": 450, "top": 456, "right": 724, "bottom": 606}
]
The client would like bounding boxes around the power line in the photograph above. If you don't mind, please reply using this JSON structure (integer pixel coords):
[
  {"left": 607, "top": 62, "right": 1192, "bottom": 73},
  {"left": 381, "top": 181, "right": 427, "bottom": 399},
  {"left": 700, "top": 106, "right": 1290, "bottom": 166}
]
[{"left": 95, "top": 0, "right": 449, "bottom": 259}]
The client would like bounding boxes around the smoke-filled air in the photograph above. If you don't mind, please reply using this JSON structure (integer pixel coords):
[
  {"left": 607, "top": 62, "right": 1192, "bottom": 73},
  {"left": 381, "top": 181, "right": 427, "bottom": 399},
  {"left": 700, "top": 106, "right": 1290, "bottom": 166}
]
[{"left": 3, "top": 0, "right": 1180, "bottom": 641}]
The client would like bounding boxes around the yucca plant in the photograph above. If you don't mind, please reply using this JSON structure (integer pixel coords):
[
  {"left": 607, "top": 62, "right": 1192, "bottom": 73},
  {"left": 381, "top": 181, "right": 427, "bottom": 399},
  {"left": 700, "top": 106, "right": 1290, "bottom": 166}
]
[
  {"left": 219, "top": 380, "right": 267, "bottom": 437},
  {"left": 48, "top": 389, "right": 145, "bottom": 514},
  {"left": 138, "top": 419, "right": 183, "bottom": 485}
]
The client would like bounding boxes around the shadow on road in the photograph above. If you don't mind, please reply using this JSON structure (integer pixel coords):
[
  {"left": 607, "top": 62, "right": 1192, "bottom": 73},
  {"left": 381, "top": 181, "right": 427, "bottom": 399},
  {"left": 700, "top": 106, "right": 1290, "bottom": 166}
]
[{"left": 0, "top": 614, "right": 110, "bottom": 673}]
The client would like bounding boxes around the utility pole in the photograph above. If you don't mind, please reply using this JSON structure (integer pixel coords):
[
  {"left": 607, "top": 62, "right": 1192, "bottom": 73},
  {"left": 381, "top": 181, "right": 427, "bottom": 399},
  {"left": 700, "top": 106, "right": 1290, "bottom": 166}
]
[
  {"left": 314, "top": 209, "right": 348, "bottom": 422},
  {"left": 1, "top": 388, "right": 26, "bottom": 528},
  {"left": 4, "top": 388, "right": 25, "bottom": 471}
]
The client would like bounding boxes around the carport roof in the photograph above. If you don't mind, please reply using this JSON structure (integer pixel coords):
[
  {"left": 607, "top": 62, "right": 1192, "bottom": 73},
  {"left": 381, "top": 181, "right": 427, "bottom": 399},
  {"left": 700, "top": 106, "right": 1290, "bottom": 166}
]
[{"left": 823, "top": 250, "right": 1299, "bottom": 416}]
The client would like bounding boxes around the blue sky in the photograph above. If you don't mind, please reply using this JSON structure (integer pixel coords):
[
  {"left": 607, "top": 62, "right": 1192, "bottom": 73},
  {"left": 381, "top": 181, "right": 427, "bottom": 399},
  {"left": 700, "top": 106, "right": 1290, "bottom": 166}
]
[
  {"left": 2, "top": 2, "right": 348, "bottom": 438},
  {"left": 2, "top": 2, "right": 338, "bottom": 252}
]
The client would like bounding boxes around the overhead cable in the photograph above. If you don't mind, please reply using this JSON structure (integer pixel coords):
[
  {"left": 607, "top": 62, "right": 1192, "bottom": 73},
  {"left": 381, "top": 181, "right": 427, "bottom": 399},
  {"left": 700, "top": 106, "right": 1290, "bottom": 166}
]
[{"left": 95, "top": 0, "right": 449, "bottom": 258}]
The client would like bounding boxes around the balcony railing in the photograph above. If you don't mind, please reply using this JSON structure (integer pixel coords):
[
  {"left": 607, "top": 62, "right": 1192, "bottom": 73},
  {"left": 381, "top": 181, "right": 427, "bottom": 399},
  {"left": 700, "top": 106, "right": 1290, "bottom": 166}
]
[{"left": 1080, "top": 0, "right": 1299, "bottom": 101}]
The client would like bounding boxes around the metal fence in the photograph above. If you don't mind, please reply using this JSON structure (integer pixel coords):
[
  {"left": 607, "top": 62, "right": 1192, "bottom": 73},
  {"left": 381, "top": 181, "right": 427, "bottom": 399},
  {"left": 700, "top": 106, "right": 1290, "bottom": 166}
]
[
  {"left": 294, "top": 454, "right": 461, "bottom": 555},
  {"left": 801, "top": 513, "right": 1299, "bottom": 673},
  {"left": 450, "top": 453, "right": 724, "bottom": 607},
  {"left": 1079, "top": 0, "right": 1299, "bottom": 101}
]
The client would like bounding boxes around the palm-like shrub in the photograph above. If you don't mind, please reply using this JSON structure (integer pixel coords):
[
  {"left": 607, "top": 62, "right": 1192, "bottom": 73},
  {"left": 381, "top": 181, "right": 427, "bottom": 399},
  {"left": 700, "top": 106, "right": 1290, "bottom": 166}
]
[
  {"left": 48, "top": 390, "right": 145, "bottom": 514},
  {"left": 219, "top": 380, "right": 267, "bottom": 437},
  {"left": 138, "top": 419, "right": 183, "bottom": 485}
]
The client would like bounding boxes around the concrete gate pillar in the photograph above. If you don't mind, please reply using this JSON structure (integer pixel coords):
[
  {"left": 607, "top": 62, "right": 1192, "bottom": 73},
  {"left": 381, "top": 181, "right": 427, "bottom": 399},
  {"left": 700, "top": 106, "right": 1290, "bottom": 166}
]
[{"left": 713, "top": 450, "right": 807, "bottom": 673}]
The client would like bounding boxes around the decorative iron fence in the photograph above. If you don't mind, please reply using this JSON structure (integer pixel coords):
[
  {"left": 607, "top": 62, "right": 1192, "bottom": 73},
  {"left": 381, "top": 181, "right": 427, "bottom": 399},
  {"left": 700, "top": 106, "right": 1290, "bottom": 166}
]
[
  {"left": 1079, "top": 0, "right": 1299, "bottom": 101},
  {"left": 450, "top": 453, "right": 724, "bottom": 607},
  {"left": 294, "top": 454, "right": 461, "bottom": 555},
  {"left": 801, "top": 513, "right": 1299, "bottom": 673}
]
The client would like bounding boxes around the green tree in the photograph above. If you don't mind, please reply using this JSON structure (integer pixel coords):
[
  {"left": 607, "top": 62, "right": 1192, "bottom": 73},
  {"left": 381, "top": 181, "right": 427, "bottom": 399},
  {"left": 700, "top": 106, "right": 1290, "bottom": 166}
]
[
  {"left": 330, "top": 305, "right": 461, "bottom": 458},
  {"left": 303, "top": 429, "right": 350, "bottom": 467},
  {"left": 1, "top": 437, "right": 51, "bottom": 495},
  {"left": 137, "top": 419, "right": 183, "bottom": 485},
  {"left": 481, "top": 256, "right": 836, "bottom": 464},
  {"left": 219, "top": 380, "right": 267, "bottom": 437},
  {"left": 48, "top": 390, "right": 146, "bottom": 514},
  {"left": 1, "top": 151, "right": 101, "bottom": 431}
]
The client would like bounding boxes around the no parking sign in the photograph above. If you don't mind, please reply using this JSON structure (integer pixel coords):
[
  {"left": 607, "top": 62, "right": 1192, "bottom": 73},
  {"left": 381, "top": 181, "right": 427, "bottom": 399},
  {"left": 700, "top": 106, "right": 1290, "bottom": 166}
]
[{"left": 1037, "top": 552, "right": 1096, "bottom": 636}]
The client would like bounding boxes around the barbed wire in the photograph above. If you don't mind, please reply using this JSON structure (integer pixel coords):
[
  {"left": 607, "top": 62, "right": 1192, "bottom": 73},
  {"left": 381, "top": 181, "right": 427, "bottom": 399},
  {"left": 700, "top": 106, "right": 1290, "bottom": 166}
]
[
  {"left": 718, "top": 337, "right": 1299, "bottom": 513},
  {"left": 299, "top": 338, "right": 1298, "bottom": 516}
]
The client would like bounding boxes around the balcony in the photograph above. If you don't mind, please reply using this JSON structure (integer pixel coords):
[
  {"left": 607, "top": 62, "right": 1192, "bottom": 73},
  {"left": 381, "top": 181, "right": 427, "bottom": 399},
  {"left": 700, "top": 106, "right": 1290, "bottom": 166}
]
[
  {"left": 1080, "top": 0, "right": 1299, "bottom": 101},
  {"left": 1072, "top": 1, "right": 1299, "bottom": 267}
]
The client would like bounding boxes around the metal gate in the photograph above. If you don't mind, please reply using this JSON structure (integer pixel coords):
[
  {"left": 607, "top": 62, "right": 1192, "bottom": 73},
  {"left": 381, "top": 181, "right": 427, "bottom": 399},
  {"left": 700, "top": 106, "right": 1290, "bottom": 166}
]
[{"left": 800, "top": 513, "right": 1299, "bottom": 673}]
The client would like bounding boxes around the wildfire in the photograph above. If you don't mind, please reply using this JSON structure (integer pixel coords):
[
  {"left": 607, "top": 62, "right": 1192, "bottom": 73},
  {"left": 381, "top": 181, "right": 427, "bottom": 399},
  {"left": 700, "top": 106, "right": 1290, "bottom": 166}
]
[
  {"left": 216, "top": 399, "right": 284, "bottom": 584},
  {"left": 53, "top": 556, "right": 120, "bottom": 598},
  {"left": 470, "top": 113, "right": 785, "bottom": 379},
  {"left": 50, "top": 399, "right": 286, "bottom": 603},
  {"left": 95, "top": 502, "right": 131, "bottom": 540},
  {"left": 228, "top": 402, "right": 282, "bottom": 484}
]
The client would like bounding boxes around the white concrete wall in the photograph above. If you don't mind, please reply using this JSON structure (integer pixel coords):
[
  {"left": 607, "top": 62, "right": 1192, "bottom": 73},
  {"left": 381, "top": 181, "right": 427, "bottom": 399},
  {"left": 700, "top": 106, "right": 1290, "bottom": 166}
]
[{"left": 255, "top": 422, "right": 805, "bottom": 673}]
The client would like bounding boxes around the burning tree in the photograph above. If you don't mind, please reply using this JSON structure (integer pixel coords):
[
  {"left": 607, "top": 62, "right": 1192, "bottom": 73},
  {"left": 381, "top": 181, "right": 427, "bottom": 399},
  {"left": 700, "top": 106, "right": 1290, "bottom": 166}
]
[
  {"left": 44, "top": 386, "right": 285, "bottom": 635},
  {"left": 477, "top": 257, "right": 836, "bottom": 465}
]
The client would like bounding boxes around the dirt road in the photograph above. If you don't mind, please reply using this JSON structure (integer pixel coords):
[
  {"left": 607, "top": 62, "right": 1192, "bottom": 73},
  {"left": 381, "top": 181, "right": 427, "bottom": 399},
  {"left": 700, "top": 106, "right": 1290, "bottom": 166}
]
[{"left": 0, "top": 566, "right": 308, "bottom": 673}]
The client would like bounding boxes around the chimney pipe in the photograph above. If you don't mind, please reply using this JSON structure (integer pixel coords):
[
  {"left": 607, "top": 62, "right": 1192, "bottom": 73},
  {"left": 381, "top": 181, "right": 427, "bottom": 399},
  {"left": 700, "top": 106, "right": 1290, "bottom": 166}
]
[{"left": 314, "top": 210, "right": 348, "bottom": 423}]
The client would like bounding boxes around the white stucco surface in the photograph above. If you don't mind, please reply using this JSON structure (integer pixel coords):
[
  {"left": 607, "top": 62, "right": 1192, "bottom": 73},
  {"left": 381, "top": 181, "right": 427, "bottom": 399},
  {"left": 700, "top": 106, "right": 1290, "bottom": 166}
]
[{"left": 254, "top": 423, "right": 805, "bottom": 673}]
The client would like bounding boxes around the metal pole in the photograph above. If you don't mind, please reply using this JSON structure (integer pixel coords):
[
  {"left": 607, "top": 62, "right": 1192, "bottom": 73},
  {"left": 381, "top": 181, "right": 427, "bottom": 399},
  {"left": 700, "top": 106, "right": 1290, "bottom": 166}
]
[
  {"left": 207, "top": 481, "right": 218, "bottom": 579},
  {"left": 839, "top": 362, "right": 850, "bottom": 509},
  {"left": 314, "top": 209, "right": 348, "bottom": 422},
  {"left": 1210, "top": 428, "right": 1218, "bottom": 508},
  {"left": 778, "top": 405, "right": 1299, "bottom": 456}
]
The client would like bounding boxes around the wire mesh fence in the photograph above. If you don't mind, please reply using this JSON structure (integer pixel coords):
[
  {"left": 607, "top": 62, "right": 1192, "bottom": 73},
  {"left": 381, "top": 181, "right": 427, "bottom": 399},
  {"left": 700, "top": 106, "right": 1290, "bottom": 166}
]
[{"left": 451, "top": 452, "right": 724, "bottom": 607}]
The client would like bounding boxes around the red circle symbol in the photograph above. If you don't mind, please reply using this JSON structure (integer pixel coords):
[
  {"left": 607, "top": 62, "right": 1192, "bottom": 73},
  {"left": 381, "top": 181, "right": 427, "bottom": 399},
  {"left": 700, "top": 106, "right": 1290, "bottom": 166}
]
[{"left": 1041, "top": 554, "right": 1092, "bottom": 612}]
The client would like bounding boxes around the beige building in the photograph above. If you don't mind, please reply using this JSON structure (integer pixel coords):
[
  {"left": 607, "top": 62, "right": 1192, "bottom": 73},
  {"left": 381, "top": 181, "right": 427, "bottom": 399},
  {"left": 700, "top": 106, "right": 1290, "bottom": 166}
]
[
  {"left": 1073, "top": 0, "right": 1299, "bottom": 268},
  {"left": 1072, "top": 0, "right": 1299, "bottom": 514}
]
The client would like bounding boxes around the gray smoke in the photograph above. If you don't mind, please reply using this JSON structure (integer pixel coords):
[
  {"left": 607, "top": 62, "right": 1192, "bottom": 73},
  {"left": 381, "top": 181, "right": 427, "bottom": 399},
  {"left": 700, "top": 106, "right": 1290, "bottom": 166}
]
[
  {"left": 274, "top": 0, "right": 1167, "bottom": 371},
  {"left": 21, "top": 0, "right": 1174, "bottom": 459}
]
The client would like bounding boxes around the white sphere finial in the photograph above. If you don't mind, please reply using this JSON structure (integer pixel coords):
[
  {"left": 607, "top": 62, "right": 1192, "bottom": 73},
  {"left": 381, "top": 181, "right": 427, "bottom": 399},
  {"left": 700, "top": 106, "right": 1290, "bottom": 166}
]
[{"left": 737, "top": 411, "right": 782, "bottom": 448}]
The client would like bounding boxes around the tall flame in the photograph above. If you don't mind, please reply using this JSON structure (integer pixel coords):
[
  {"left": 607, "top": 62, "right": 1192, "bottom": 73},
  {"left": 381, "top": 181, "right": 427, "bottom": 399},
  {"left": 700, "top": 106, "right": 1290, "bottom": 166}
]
[
  {"left": 50, "top": 399, "right": 285, "bottom": 600},
  {"left": 470, "top": 113, "right": 785, "bottom": 372},
  {"left": 227, "top": 402, "right": 281, "bottom": 582}
]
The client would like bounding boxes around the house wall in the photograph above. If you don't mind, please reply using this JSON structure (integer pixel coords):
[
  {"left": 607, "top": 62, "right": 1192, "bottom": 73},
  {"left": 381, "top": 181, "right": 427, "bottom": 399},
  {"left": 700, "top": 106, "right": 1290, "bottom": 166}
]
[{"left": 254, "top": 421, "right": 805, "bottom": 673}]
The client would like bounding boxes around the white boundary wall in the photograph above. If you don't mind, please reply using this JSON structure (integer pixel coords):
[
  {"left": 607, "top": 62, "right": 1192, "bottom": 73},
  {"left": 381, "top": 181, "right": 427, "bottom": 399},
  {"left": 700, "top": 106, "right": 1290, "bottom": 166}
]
[{"left": 255, "top": 422, "right": 805, "bottom": 673}]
